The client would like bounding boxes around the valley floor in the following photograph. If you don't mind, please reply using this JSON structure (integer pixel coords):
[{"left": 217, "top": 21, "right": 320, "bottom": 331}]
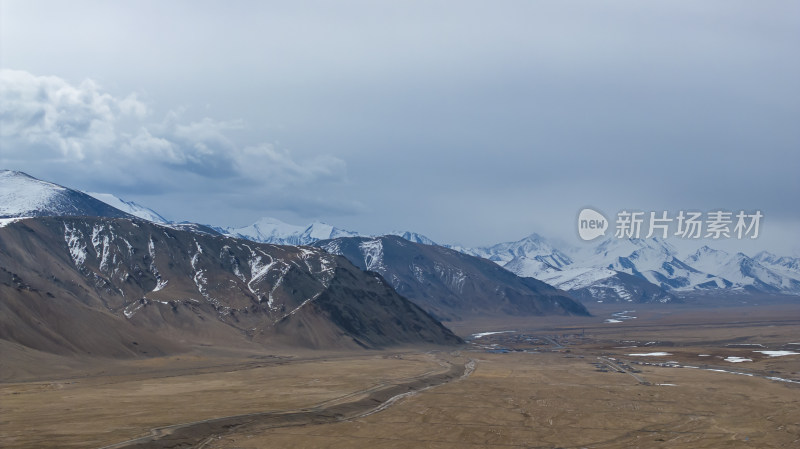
[{"left": 2, "top": 300, "right": 799, "bottom": 448}]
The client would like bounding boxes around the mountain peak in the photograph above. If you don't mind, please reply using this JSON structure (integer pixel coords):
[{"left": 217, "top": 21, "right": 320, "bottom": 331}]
[
  {"left": 753, "top": 250, "right": 778, "bottom": 262},
  {"left": 85, "top": 192, "right": 168, "bottom": 223},
  {"left": 523, "top": 232, "right": 548, "bottom": 242},
  {"left": 251, "top": 216, "right": 305, "bottom": 233},
  {"left": 390, "top": 231, "right": 438, "bottom": 246},
  {"left": 226, "top": 217, "right": 359, "bottom": 245},
  {"left": 690, "top": 245, "right": 729, "bottom": 258},
  {"left": 0, "top": 170, "right": 132, "bottom": 220},
  {"left": 305, "top": 221, "right": 359, "bottom": 240},
  {"left": 253, "top": 216, "right": 294, "bottom": 226},
  {"left": 0, "top": 169, "right": 37, "bottom": 179}
]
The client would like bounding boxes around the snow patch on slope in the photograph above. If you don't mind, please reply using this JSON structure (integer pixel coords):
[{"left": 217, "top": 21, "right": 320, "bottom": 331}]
[
  {"left": 63, "top": 223, "right": 88, "bottom": 267},
  {"left": 85, "top": 192, "right": 168, "bottom": 223},
  {"left": 0, "top": 217, "right": 31, "bottom": 228},
  {"left": 359, "top": 238, "right": 385, "bottom": 272}
]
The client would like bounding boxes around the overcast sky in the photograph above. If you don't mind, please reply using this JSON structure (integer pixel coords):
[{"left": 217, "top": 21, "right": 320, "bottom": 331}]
[{"left": 1, "top": 0, "right": 798, "bottom": 254}]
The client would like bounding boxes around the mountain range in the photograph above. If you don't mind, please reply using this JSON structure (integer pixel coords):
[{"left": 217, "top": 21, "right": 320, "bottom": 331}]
[
  {"left": 209, "top": 213, "right": 800, "bottom": 303},
  {"left": 0, "top": 170, "right": 597, "bottom": 361},
  {"left": 465, "top": 233, "right": 800, "bottom": 302},
  {"left": 0, "top": 171, "right": 470, "bottom": 357},
  {"left": 4, "top": 169, "right": 799, "bottom": 306},
  {"left": 315, "top": 235, "right": 589, "bottom": 321},
  {"left": 221, "top": 216, "right": 359, "bottom": 246},
  {"left": 0, "top": 215, "right": 462, "bottom": 356}
]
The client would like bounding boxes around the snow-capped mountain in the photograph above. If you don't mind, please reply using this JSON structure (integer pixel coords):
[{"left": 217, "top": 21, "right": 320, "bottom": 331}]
[
  {"left": 463, "top": 230, "right": 800, "bottom": 300},
  {"left": 225, "top": 217, "right": 306, "bottom": 243},
  {"left": 684, "top": 246, "right": 800, "bottom": 293},
  {"left": 753, "top": 251, "right": 800, "bottom": 279},
  {"left": 537, "top": 267, "right": 675, "bottom": 303},
  {"left": 0, "top": 170, "right": 133, "bottom": 220},
  {"left": 576, "top": 237, "right": 730, "bottom": 292},
  {"left": 467, "top": 233, "right": 573, "bottom": 269},
  {"left": 389, "top": 231, "right": 438, "bottom": 246},
  {"left": 1, "top": 171, "right": 240, "bottom": 237},
  {"left": 85, "top": 192, "right": 168, "bottom": 223},
  {"left": 390, "top": 232, "right": 668, "bottom": 303},
  {"left": 224, "top": 217, "right": 359, "bottom": 246},
  {"left": 465, "top": 233, "right": 680, "bottom": 303},
  {"left": 503, "top": 256, "right": 561, "bottom": 280}
]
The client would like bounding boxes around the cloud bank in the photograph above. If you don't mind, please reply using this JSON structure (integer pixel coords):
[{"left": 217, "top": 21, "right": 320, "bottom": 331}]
[
  {"left": 1, "top": 1, "right": 797, "bottom": 254},
  {"left": 0, "top": 69, "right": 351, "bottom": 220}
]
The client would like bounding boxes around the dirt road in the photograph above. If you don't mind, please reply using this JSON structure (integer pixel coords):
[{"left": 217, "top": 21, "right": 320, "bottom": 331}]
[{"left": 100, "top": 357, "right": 473, "bottom": 449}]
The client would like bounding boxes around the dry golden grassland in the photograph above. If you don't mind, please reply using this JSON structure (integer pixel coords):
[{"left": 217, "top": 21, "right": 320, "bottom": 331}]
[
  {"left": 0, "top": 351, "right": 446, "bottom": 448},
  {"left": 209, "top": 351, "right": 799, "bottom": 449},
  {"left": 2, "top": 301, "right": 799, "bottom": 448}
]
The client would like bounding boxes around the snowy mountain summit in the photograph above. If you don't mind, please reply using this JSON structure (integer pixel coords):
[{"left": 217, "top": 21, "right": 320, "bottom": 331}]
[
  {"left": 684, "top": 246, "right": 800, "bottom": 293},
  {"left": 0, "top": 170, "right": 132, "bottom": 220},
  {"left": 85, "top": 192, "right": 168, "bottom": 223},
  {"left": 225, "top": 217, "right": 359, "bottom": 245},
  {"left": 458, "top": 232, "right": 800, "bottom": 302},
  {"left": 388, "top": 231, "right": 438, "bottom": 246}
]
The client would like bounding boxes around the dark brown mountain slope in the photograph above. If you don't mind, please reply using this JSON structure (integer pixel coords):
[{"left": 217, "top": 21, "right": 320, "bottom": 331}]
[
  {"left": 316, "top": 236, "right": 590, "bottom": 321},
  {"left": 0, "top": 217, "right": 461, "bottom": 357}
]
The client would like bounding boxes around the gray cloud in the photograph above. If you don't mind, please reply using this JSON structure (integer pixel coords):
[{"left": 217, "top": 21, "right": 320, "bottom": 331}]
[
  {"left": 1, "top": 1, "right": 798, "bottom": 253},
  {"left": 0, "top": 68, "right": 349, "bottom": 216},
  {"left": 0, "top": 69, "right": 142, "bottom": 160}
]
